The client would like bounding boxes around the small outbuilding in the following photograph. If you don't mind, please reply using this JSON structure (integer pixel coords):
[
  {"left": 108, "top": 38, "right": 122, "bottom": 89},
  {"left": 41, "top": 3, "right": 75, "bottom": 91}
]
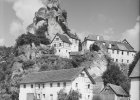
[{"left": 100, "top": 84, "right": 129, "bottom": 100}]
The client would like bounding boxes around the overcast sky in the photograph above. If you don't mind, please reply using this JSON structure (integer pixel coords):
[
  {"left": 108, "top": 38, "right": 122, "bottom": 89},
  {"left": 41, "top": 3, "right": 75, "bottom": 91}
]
[{"left": 0, "top": 0, "right": 139, "bottom": 50}]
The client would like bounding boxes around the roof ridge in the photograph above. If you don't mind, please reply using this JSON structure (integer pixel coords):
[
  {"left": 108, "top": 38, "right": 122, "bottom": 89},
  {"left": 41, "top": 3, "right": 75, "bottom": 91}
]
[{"left": 30, "top": 67, "right": 85, "bottom": 74}]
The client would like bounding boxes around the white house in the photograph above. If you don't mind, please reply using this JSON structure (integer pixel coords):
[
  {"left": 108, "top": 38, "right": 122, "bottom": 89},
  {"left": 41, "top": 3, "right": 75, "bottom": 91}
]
[
  {"left": 82, "top": 35, "right": 136, "bottom": 64},
  {"left": 51, "top": 33, "right": 79, "bottom": 58},
  {"left": 129, "top": 60, "right": 140, "bottom": 100},
  {"left": 19, "top": 67, "right": 95, "bottom": 100}
]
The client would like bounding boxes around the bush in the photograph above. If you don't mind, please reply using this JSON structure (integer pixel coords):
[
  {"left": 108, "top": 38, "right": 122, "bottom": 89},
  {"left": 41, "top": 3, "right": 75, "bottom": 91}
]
[{"left": 102, "top": 62, "right": 130, "bottom": 93}]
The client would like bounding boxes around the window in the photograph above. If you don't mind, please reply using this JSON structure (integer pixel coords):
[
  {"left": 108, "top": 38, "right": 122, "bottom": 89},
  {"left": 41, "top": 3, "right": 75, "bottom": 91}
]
[
  {"left": 38, "top": 84, "right": 40, "bottom": 88},
  {"left": 59, "top": 50, "right": 60, "bottom": 52},
  {"left": 88, "top": 84, "right": 90, "bottom": 89},
  {"left": 50, "top": 94, "right": 53, "bottom": 100},
  {"left": 43, "top": 94, "right": 45, "bottom": 98},
  {"left": 66, "top": 50, "right": 67, "bottom": 52},
  {"left": 23, "top": 84, "right": 26, "bottom": 88},
  {"left": 50, "top": 83, "right": 53, "bottom": 87},
  {"left": 31, "top": 84, "right": 33, "bottom": 88},
  {"left": 56, "top": 38, "right": 59, "bottom": 41},
  {"left": 112, "top": 50, "right": 114, "bottom": 54},
  {"left": 127, "top": 52, "right": 129, "bottom": 55},
  {"left": 63, "top": 82, "right": 66, "bottom": 87},
  {"left": 116, "top": 59, "right": 118, "bottom": 62},
  {"left": 80, "top": 73, "right": 85, "bottom": 77},
  {"left": 43, "top": 84, "right": 45, "bottom": 88},
  {"left": 38, "top": 94, "right": 40, "bottom": 99},
  {"left": 117, "top": 50, "right": 119, "bottom": 54},
  {"left": 54, "top": 44, "right": 56, "bottom": 47},
  {"left": 88, "top": 95, "right": 90, "bottom": 99},
  {"left": 59, "top": 43, "right": 61, "bottom": 46},
  {"left": 122, "top": 51, "right": 124, "bottom": 55},
  {"left": 127, "top": 60, "right": 129, "bottom": 63},
  {"left": 76, "top": 83, "right": 78, "bottom": 87},
  {"left": 57, "top": 83, "right": 60, "bottom": 87}
]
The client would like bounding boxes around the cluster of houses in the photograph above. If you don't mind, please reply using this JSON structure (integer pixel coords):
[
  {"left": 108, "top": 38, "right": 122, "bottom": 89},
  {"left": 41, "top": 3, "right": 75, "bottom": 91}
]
[
  {"left": 19, "top": 32, "right": 139, "bottom": 100},
  {"left": 19, "top": 1, "right": 139, "bottom": 100},
  {"left": 51, "top": 33, "right": 136, "bottom": 64},
  {"left": 19, "top": 60, "right": 139, "bottom": 100}
]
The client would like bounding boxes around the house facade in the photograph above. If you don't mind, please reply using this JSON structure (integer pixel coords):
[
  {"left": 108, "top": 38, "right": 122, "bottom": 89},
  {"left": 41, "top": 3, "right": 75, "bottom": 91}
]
[
  {"left": 51, "top": 33, "right": 79, "bottom": 58},
  {"left": 19, "top": 67, "right": 95, "bottom": 100},
  {"left": 129, "top": 60, "right": 140, "bottom": 100},
  {"left": 100, "top": 84, "right": 129, "bottom": 100},
  {"left": 82, "top": 35, "right": 136, "bottom": 64}
]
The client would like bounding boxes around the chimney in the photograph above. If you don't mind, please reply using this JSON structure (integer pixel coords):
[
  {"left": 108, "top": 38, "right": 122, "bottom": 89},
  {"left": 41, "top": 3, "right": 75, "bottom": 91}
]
[{"left": 97, "top": 35, "right": 100, "bottom": 40}]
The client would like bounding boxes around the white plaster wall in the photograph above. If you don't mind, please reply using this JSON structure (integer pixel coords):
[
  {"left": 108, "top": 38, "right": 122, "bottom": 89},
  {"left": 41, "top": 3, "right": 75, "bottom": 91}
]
[
  {"left": 130, "top": 78, "right": 140, "bottom": 100},
  {"left": 51, "top": 35, "right": 71, "bottom": 58},
  {"left": 51, "top": 35, "right": 79, "bottom": 58},
  {"left": 71, "top": 71, "right": 94, "bottom": 100},
  {"left": 69, "top": 38, "right": 79, "bottom": 52},
  {"left": 19, "top": 82, "right": 72, "bottom": 100},
  {"left": 19, "top": 71, "right": 94, "bottom": 100},
  {"left": 108, "top": 49, "right": 135, "bottom": 64}
]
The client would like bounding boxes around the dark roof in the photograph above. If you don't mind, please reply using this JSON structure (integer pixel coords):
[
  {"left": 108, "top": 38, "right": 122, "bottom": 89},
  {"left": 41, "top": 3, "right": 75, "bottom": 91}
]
[
  {"left": 94, "top": 40, "right": 135, "bottom": 52},
  {"left": 20, "top": 67, "right": 89, "bottom": 84},
  {"left": 130, "top": 60, "right": 140, "bottom": 78},
  {"left": 66, "top": 32, "right": 79, "bottom": 40},
  {"left": 85, "top": 35, "right": 104, "bottom": 41},
  {"left": 52, "top": 33, "right": 72, "bottom": 44},
  {"left": 101, "top": 84, "right": 129, "bottom": 97}
]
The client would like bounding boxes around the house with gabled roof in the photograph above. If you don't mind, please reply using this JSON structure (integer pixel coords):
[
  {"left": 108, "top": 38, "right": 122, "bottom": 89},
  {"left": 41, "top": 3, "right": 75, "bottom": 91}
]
[
  {"left": 129, "top": 59, "right": 140, "bottom": 100},
  {"left": 19, "top": 67, "right": 95, "bottom": 100},
  {"left": 82, "top": 34, "right": 136, "bottom": 64},
  {"left": 51, "top": 33, "right": 80, "bottom": 58},
  {"left": 100, "top": 84, "right": 129, "bottom": 100}
]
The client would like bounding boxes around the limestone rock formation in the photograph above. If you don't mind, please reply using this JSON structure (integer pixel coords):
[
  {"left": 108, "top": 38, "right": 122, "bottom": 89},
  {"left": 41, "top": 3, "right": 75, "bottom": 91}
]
[{"left": 27, "top": 0, "right": 68, "bottom": 40}]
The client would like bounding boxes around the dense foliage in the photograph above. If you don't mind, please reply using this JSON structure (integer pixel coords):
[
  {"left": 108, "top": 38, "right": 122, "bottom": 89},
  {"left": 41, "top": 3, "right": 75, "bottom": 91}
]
[
  {"left": 90, "top": 44, "right": 100, "bottom": 52},
  {"left": 102, "top": 62, "right": 130, "bottom": 94},
  {"left": 57, "top": 89, "right": 81, "bottom": 100}
]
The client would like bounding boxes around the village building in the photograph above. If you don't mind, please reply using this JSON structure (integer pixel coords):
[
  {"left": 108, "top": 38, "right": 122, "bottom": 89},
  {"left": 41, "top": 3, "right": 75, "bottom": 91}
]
[
  {"left": 129, "top": 60, "right": 140, "bottom": 100},
  {"left": 100, "top": 84, "right": 129, "bottom": 100},
  {"left": 51, "top": 33, "right": 80, "bottom": 58},
  {"left": 19, "top": 67, "right": 95, "bottom": 100},
  {"left": 82, "top": 35, "right": 136, "bottom": 64}
]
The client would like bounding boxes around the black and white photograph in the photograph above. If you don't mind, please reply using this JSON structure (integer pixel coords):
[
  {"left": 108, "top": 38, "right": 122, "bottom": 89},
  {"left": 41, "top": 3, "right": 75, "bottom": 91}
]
[{"left": 0, "top": 0, "right": 139, "bottom": 100}]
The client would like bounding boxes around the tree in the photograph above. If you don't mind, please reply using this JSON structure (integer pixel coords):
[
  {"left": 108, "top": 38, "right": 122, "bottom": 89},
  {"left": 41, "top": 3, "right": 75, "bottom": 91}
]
[
  {"left": 57, "top": 89, "right": 67, "bottom": 100},
  {"left": 128, "top": 51, "right": 140, "bottom": 76},
  {"left": 102, "top": 62, "right": 130, "bottom": 94},
  {"left": 67, "top": 90, "right": 81, "bottom": 100},
  {"left": 90, "top": 44, "right": 100, "bottom": 52},
  {"left": 57, "top": 89, "right": 81, "bottom": 100},
  {"left": 15, "top": 32, "right": 40, "bottom": 47}
]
